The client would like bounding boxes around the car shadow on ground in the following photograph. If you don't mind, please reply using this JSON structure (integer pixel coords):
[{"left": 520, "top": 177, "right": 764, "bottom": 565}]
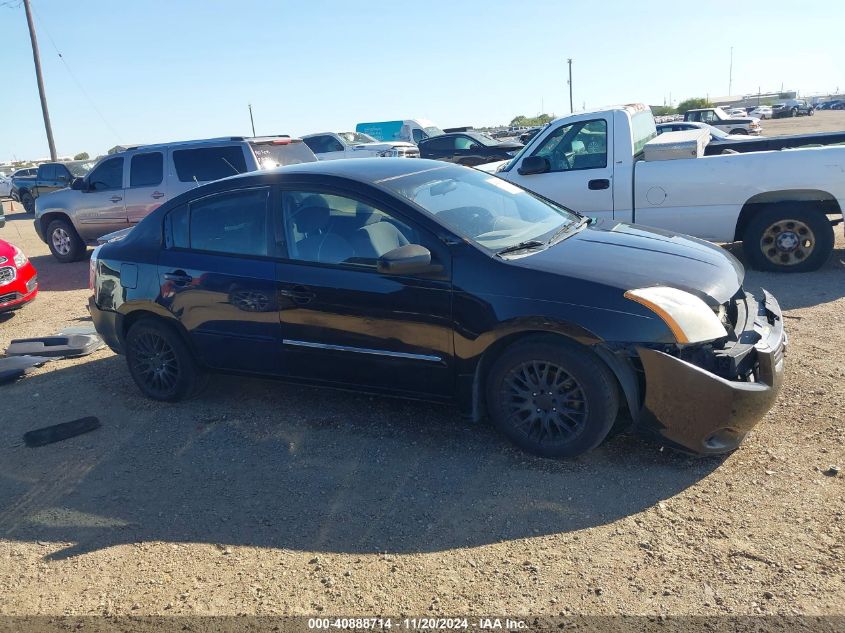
[
  {"left": 725, "top": 242, "right": 845, "bottom": 310},
  {"left": 26, "top": 253, "right": 91, "bottom": 293},
  {"left": 0, "top": 355, "right": 726, "bottom": 560}
]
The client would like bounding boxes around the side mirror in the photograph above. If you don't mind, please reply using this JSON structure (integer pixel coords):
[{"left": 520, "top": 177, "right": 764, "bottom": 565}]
[
  {"left": 377, "top": 244, "right": 438, "bottom": 276},
  {"left": 518, "top": 156, "right": 550, "bottom": 175},
  {"left": 70, "top": 177, "right": 86, "bottom": 191}
]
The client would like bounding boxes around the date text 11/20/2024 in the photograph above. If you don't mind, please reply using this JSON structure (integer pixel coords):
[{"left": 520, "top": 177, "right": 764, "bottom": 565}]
[{"left": 307, "top": 618, "right": 527, "bottom": 630}]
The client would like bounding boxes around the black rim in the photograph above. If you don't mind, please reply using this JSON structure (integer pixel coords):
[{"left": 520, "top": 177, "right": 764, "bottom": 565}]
[
  {"left": 501, "top": 360, "right": 588, "bottom": 445},
  {"left": 130, "top": 331, "right": 179, "bottom": 395}
]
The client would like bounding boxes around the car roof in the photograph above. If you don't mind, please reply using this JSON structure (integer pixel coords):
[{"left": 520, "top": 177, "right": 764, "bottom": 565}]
[{"left": 229, "top": 157, "right": 455, "bottom": 186}]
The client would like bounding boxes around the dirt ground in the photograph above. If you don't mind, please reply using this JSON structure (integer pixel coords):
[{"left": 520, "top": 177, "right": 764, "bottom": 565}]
[{"left": 0, "top": 116, "right": 843, "bottom": 621}]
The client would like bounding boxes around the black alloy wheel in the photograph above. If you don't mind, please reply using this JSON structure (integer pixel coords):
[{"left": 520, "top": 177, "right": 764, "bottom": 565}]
[
  {"left": 486, "top": 339, "right": 619, "bottom": 458},
  {"left": 126, "top": 319, "right": 205, "bottom": 401}
]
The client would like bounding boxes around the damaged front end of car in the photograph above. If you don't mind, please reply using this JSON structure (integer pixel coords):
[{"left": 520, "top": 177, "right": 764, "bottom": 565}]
[{"left": 605, "top": 290, "right": 786, "bottom": 454}]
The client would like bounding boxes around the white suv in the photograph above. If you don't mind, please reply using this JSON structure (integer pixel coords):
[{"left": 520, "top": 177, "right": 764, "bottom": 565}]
[{"left": 35, "top": 136, "right": 316, "bottom": 262}]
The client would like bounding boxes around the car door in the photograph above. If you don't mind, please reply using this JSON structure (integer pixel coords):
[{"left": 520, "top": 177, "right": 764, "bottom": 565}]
[
  {"left": 504, "top": 118, "right": 614, "bottom": 218},
  {"left": 273, "top": 185, "right": 454, "bottom": 398},
  {"left": 124, "top": 151, "right": 166, "bottom": 225},
  {"left": 73, "top": 156, "right": 128, "bottom": 241},
  {"left": 158, "top": 186, "right": 281, "bottom": 373}
]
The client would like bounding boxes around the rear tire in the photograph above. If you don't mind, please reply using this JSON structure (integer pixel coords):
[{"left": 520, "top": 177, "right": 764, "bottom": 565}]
[
  {"left": 486, "top": 338, "right": 619, "bottom": 458},
  {"left": 743, "top": 205, "right": 834, "bottom": 272},
  {"left": 46, "top": 218, "right": 86, "bottom": 263},
  {"left": 125, "top": 318, "right": 206, "bottom": 402}
]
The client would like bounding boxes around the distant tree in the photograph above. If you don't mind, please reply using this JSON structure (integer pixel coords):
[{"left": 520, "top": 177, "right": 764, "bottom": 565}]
[
  {"left": 509, "top": 113, "right": 554, "bottom": 127},
  {"left": 73, "top": 152, "right": 89, "bottom": 160},
  {"left": 676, "top": 98, "right": 713, "bottom": 114},
  {"left": 651, "top": 106, "right": 676, "bottom": 116}
]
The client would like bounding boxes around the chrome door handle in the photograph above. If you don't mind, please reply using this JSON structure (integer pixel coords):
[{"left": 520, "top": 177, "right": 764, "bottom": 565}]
[
  {"left": 110, "top": 195, "right": 123, "bottom": 203},
  {"left": 151, "top": 191, "right": 165, "bottom": 199},
  {"left": 279, "top": 285, "right": 315, "bottom": 305},
  {"left": 163, "top": 271, "right": 192, "bottom": 285}
]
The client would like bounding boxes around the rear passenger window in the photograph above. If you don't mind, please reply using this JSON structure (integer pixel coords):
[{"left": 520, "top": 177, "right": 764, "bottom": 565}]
[
  {"left": 189, "top": 189, "right": 269, "bottom": 256},
  {"left": 165, "top": 205, "right": 189, "bottom": 249},
  {"left": 172, "top": 146, "right": 247, "bottom": 183},
  {"left": 130, "top": 152, "right": 163, "bottom": 187}
]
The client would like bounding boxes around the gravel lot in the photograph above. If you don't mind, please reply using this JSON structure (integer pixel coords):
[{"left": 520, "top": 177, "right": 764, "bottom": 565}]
[{"left": 0, "top": 115, "right": 843, "bottom": 620}]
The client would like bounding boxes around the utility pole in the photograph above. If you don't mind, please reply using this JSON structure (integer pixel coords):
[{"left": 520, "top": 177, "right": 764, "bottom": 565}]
[
  {"left": 23, "top": 0, "right": 57, "bottom": 161},
  {"left": 567, "top": 58, "right": 573, "bottom": 114},
  {"left": 728, "top": 46, "right": 733, "bottom": 96},
  {"left": 248, "top": 103, "right": 256, "bottom": 136}
]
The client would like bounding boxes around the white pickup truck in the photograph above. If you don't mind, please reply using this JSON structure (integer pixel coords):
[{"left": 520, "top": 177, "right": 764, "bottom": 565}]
[
  {"left": 302, "top": 132, "right": 419, "bottom": 160},
  {"left": 480, "top": 104, "right": 845, "bottom": 272}
]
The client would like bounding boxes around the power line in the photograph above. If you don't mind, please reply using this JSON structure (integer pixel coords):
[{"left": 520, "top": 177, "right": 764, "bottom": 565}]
[{"left": 29, "top": 0, "right": 122, "bottom": 145}]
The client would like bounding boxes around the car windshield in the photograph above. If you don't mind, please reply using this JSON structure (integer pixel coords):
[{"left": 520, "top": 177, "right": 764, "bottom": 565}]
[
  {"left": 67, "top": 161, "right": 96, "bottom": 177},
  {"left": 424, "top": 126, "right": 444, "bottom": 137},
  {"left": 339, "top": 132, "right": 377, "bottom": 144},
  {"left": 378, "top": 165, "right": 580, "bottom": 252}
]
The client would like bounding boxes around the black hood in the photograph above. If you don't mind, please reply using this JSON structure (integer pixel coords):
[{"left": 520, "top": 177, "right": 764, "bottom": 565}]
[
  {"left": 495, "top": 141, "right": 524, "bottom": 150},
  {"left": 510, "top": 221, "right": 744, "bottom": 306}
]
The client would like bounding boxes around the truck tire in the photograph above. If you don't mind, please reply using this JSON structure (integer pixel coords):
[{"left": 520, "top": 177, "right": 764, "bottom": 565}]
[
  {"left": 743, "top": 205, "right": 834, "bottom": 273},
  {"left": 20, "top": 190, "right": 35, "bottom": 214},
  {"left": 486, "top": 337, "right": 619, "bottom": 458},
  {"left": 46, "top": 218, "right": 87, "bottom": 263},
  {"left": 791, "top": 108, "right": 798, "bottom": 117}
]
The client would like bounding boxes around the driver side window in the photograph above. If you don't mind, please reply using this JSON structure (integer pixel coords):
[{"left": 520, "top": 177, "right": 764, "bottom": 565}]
[
  {"left": 88, "top": 157, "right": 124, "bottom": 191},
  {"left": 530, "top": 120, "right": 607, "bottom": 172}
]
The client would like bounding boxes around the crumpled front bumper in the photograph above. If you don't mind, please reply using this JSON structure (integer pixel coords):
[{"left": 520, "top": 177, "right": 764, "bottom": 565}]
[{"left": 638, "top": 290, "right": 786, "bottom": 454}]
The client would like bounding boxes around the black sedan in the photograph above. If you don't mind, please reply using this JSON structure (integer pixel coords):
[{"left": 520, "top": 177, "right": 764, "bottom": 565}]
[
  {"left": 417, "top": 132, "right": 522, "bottom": 166},
  {"left": 89, "top": 159, "right": 786, "bottom": 458}
]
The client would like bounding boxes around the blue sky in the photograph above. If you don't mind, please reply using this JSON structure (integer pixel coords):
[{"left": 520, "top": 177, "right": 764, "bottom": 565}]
[{"left": 2, "top": 0, "right": 843, "bottom": 161}]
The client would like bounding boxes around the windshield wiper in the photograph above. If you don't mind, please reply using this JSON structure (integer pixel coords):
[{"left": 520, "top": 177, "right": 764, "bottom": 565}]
[
  {"left": 546, "top": 217, "right": 588, "bottom": 246},
  {"left": 496, "top": 239, "right": 546, "bottom": 256}
]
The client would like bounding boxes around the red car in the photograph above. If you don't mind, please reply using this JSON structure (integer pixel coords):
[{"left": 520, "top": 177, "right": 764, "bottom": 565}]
[{"left": 0, "top": 239, "right": 38, "bottom": 311}]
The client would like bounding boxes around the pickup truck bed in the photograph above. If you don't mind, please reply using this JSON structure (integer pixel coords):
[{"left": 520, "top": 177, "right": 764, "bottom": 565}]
[{"left": 706, "top": 130, "right": 845, "bottom": 155}]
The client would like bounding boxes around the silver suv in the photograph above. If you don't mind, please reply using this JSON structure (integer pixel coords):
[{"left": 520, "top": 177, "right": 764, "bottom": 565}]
[{"left": 34, "top": 136, "right": 316, "bottom": 262}]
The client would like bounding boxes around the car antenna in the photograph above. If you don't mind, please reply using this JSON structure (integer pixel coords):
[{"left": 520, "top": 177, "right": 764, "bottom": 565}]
[{"left": 221, "top": 158, "right": 241, "bottom": 175}]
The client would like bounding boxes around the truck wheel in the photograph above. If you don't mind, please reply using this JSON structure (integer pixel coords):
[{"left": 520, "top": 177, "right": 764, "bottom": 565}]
[
  {"left": 46, "top": 218, "right": 86, "bottom": 263},
  {"left": 21, "top": 190, "right": 35, "bottom": 214},
  {"left": 743, "top": 205, "right": 834, "bottom": 272},
  {"left": 486, "top": 337, "right": 619, "bottom": 458},
  {"left": 791, "top": 108, "right": 798, "bottom": 117}
]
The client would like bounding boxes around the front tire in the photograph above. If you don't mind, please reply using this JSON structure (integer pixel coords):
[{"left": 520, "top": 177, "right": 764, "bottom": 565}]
[
  {"left": 21, "top": 190, "right": 35, "bottom": 213},
  {"left": 743, "top": 205, "right": 834, "bottom": 272},
  {"left": 46, "top": 218, "right": 86, "bottom": 263},
  {"left": 486, "top": 338, "right": 619, "bottom": 458},
  {"left": 125, "top": 318, "right": 205, "bottom": 402}
]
